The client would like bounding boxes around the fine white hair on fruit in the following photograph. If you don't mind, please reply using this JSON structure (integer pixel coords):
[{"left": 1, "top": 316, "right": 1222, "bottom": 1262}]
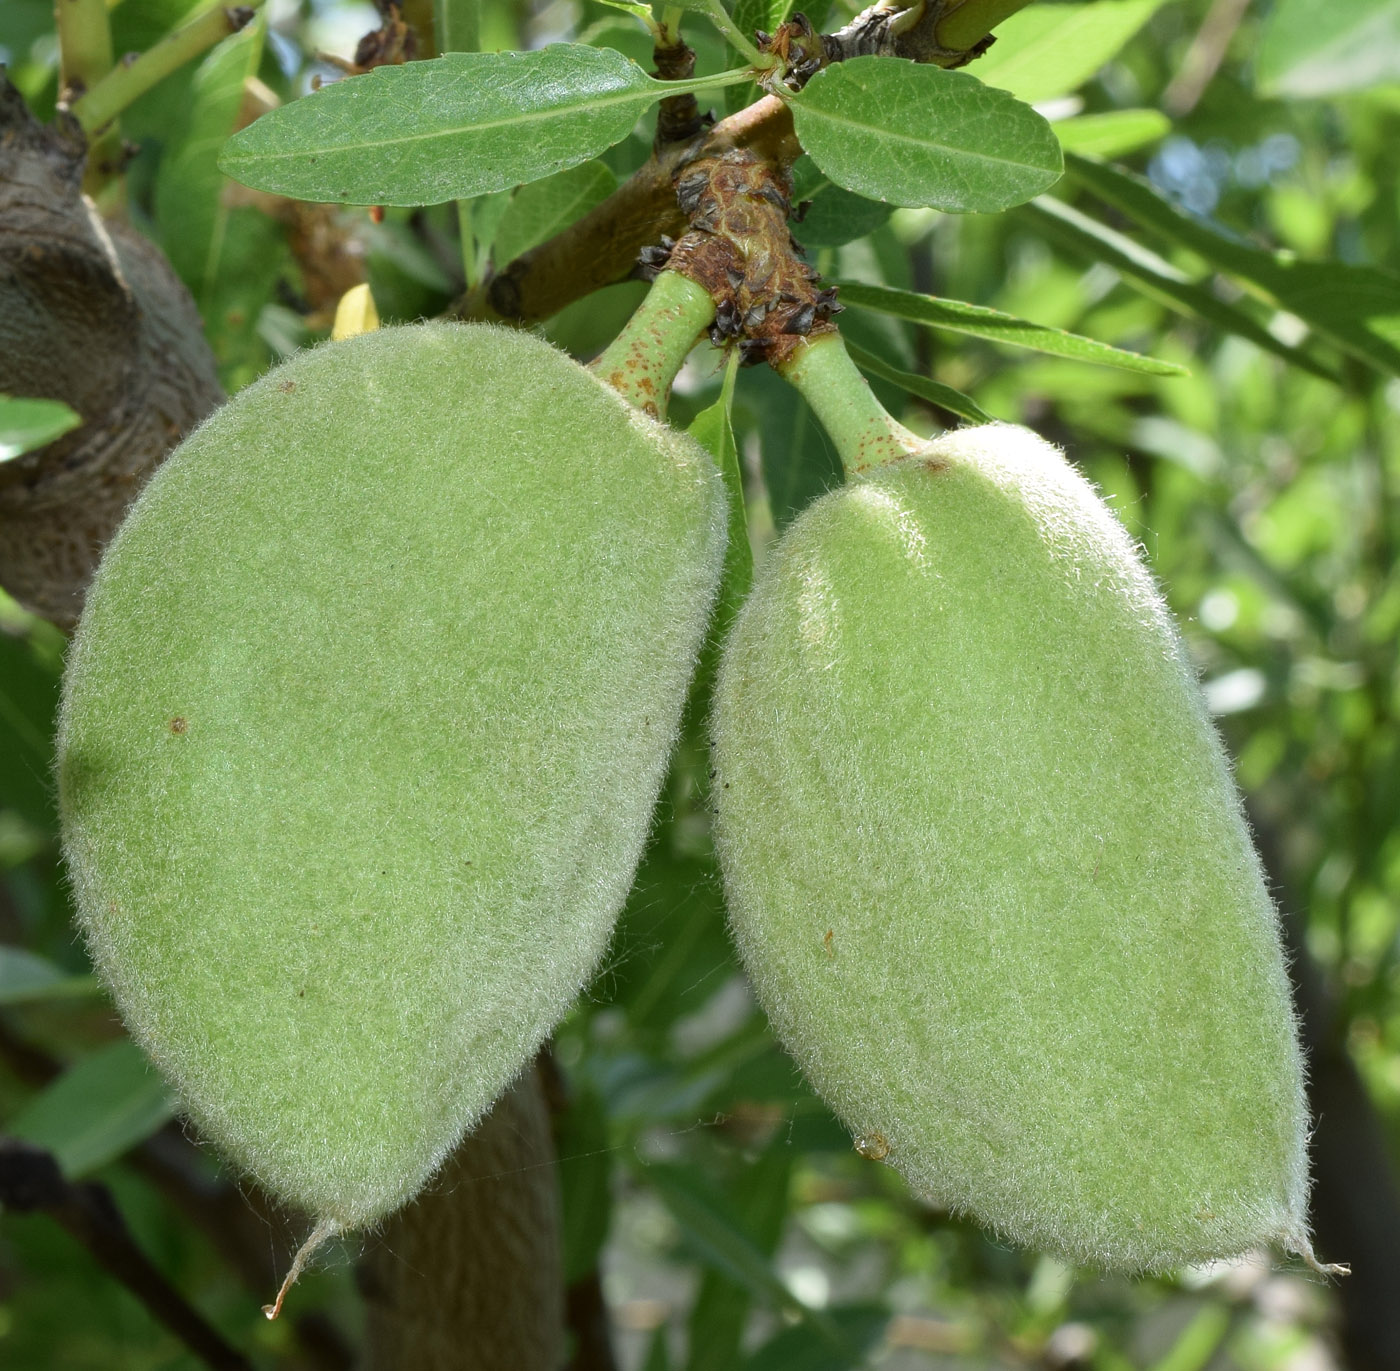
[
  {"left": 712, "top": 422, "right": 1316, "bottom": 1274},
  {"left": 59, "top": 321, "right": 727, "bottom": 1234}
]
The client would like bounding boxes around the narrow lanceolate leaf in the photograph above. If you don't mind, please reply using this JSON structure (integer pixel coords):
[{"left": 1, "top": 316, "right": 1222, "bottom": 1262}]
[
  {"left": 837, "top": 281, "right": 1188, "bottom": 375},
  {"left": 492, "top": 160, "right": 617, "bottom": 267},
  {"left": 1053, "top": 108, "right": 1169, "bottom": 159},
  {"left": 1257, "top": 0, "right": 1400, "bottom": 97},
  {"left": 155, "top": 18, "right": 265, "bottom": 300},
  {"left": 0, "top": 946, "right": 97, "bottom": 1006},
  {"left": 1019, "top": 197, "right": 1341, "bottom": 384},
  {"left": 221, "top": 46, "right": 699, "bottom": 206},
  {"left": 9, "top": 1040, "right": 174, "bottom": 1177},
  {"left": 788, "top": 58, "right": 1063, "bottom": 213},
  {"left": 974, "top": 0, "right": 1168, "bottom": 104},
  {"left": 0, "top": 396, "right": 82, "bottom": 462},
  {"left": 845, "top": 340, "right": 994, "bottom": 424},
  {"left": 1066, "top": 153, "right": 1400, "bottom": 376}
]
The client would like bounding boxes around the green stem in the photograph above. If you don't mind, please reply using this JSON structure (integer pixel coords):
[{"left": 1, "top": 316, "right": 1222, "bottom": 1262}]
[
  {"left": 72, "top": 2, "right": 263, "bottom": 135},
  {"left": 696, "top": 0, "right": 772, "bottom": 70},
  {"left": 57, "top": 0, "right": 115, "bottom": 99},
  {"left": 590, "top": 270, "right": 717, "bottom": 420},
  {"left": 777, "top": 332, "right": 928, "bottom": 476},
  {"left": 935, "top": 0, "right": 1037, "bottom": 55}
]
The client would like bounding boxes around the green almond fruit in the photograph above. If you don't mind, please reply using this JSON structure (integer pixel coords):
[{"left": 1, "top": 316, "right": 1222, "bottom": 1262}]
[
  {"left": 59, "top": 322, "right": 726, "bottom": 1233},
  {"left": 712, "top": 422, "right": 1312, "bottom": 1272}
]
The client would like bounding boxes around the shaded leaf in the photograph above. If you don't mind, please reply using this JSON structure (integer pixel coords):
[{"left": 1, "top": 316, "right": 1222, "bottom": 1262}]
[
  {"left": 492, "top": 160, "right": 617, "bottom": 267},
  {"left": 1256, "top": 0, "right": 1400, "bottom": 97},
  {"left": 220, "top": 46, "right": 719, "bottom": 206},
  {"left": 685, "top": 1140, "right": 793, "bottom": 1371},
  {"left": 557, "top": 1085, "right": 613, "bottom": 1282},
  {"left": 9, "top": 1040, "right": 174, "bottom": 1178},
  {"left": 154, "top": 17, "right": 264, "bottom": 299},
  {"left": 1066, "top": 153, "right": 1400, "bottom": 375},
  {"left": 0, "top": 947, "right": 96, "bottom": 1006},
  {"left": 790, "top": 157, "right": 894, "bottom": 247},
  {"left": 788, "top": 58, "right": 1062, "bottom": 213},
  {"left": 738, "top": 1303, "right": 888, "bottom": 1371},
  {"left": 434, "top": 0, "right": 480, "bottom": 52},
  {"left": 0, "top": 396, "right": 81, "bottom": 462},
  {"left": 837, "top": 281, "right": 1188, "bottom": 374},
  {"left": 845, "top": 340, "right": 995, "bottom": 424},
  {"left": 644, "top": 1163, "right": 808, "bottom": 1318},
  {"left": 974, "top": 0, "right": 1168, "bottom": 104}
]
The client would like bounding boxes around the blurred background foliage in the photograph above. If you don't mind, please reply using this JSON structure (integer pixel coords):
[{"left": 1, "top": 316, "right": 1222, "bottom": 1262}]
[{"left": 3, "top": 0, "right": 1399, "bottom": 1366}]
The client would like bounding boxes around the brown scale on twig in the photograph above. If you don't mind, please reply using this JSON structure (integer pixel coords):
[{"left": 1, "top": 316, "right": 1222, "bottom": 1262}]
[{"left": 646, "top": 148, "right": 843, "bottom": 370}]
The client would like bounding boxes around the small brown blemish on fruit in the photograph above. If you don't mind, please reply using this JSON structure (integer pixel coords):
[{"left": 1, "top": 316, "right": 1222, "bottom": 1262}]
[
  {"left": 822, "top": 929, "right": 835, "bottom": 959},
  {"left": 855, "top": 1131, "right": 890, "bottom": 1161},
  {"left": 278, "top": 380, "right": 297, "bottom": 394},
  {"left": 168, "top": 717, "right": 188, "bottom": 735}
]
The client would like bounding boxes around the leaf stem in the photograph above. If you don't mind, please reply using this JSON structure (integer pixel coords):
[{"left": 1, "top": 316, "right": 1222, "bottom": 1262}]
[
  {"left": 934, "top": 0, "right": 1037, "bottom": 55},
  {"left": 57, "top": 0, "right": 116, "bottom": 101},
  {"left": 776, "top": 332, "right": 928, "bottom": 475},
  {"left": 590, "top": 269, "right": 717, "bottom": 419},
  {"left": 695, "top": 0, "right": 772, "bottom": 71},
  {"left": 71, "top": 3, "right": 263, "bottom": 135}
]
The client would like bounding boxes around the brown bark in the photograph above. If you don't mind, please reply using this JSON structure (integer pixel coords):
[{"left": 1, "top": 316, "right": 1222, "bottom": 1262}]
[
  {"left": 359, "top": 1065, "right": 565, "bottom": 1371},
  {"left": 0, "top": 74, "right": 224, "bottom": 629}
]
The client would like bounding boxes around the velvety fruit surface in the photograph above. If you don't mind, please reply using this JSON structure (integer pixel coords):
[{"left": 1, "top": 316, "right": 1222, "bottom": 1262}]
[
  {"left": 59, "top": 322, "right": 726, "bottom": 1229},
  {"left": 712, "top": 423, "right": 1309, "bottom": 1271}
]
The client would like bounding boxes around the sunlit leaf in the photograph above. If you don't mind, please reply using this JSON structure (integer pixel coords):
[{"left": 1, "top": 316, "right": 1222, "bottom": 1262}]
[
  {"left": 837, "top": 281, "right": 1188, "bottom": 374},
  {"left": 974, "top": 0, "right": 1168, "bottom": 104},
  {"left": 220, "top": 46, "right": 731, "bottom": 206},
  {"left": 1257, "top": 0, "right": 1400, "bottom": 97},
  {"left": 0, "top": 396, "right": 81, "bottom": 462},
  {"left": 788, "top": 58, "right": 1062, "bottom": 213},
  {"left": 1019, "top": 196, "right": 1341, "bottom": 383},
  {"left": 1066, "top": 153, "right": 1400, "bottom": 375},
  {"left": 1053, "top": 108, "right": 1170, "bottom": 158}
]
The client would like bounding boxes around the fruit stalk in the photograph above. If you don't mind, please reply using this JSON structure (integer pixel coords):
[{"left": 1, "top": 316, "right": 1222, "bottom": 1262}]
[
  {"left": 777, "top": 332, "right": 928, "bottom": 473},
  {"left": 590, "top": 268, "right": 717, "bottom": 418}
]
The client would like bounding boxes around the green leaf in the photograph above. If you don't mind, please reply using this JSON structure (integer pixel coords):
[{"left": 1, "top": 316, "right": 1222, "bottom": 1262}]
[
  {"left": 790, "top": 158, "right": 894, "bottom": 247},
  {"left": 687, "top": 351, "right": 753, "bottom": 646},
  {"left": 644, "top": 1163, "right": 808, "bottom": 1318},
  {"left": 1257, "top": 0, "right": 1400, "bottom": 97},
  {"left": 434, "top": 0, "right": 480, "bottom": 52},
  {"left": 0, "top": 396, "right": 81, "bottom": 462},
  {"left": 732, "top": 0, "right": 793, "bottom": 53},
  {"left": 788, "top": 58, "right": 1063, "bottom": 213},
  {"left": 492, "top": 160, "right": 617, "bottom": 267},
  {"left": 556, "top": 1086, "right": 613, "bottom": 1282},
  {"left": 974, "top": 0, "right": 1168, "bottom": 104},
  {"left": 1065, "top": 153, "right": 1400, "bottom": 376},
  {"left": 836, "top": 281, "right": 1188, "bottom": 375},
  {"left": 685, "top": 1140, "right": 793, "bottom": 1371},
  {"left": 739, "top": 1303, "right": 889, "bottom": 1371},
  {"left": 220, "top": 46, "right": 726, "bottom": 206},
  {"left": 845, "top": 341, "right": 995, "bottom": 424},
  {"left": 589, "top": 0, "right": 656, "bottom": 22},
  {"left": 154, "top": 17, "right": 265, "bottom": 299},
  {"left": 9, "top": 1040, "right": 174, "bottom": 1177},
  {"left": 1053, "top": 108, "right": 1170, "bottom": 158},
  {"left": 1019, "top": 196, "right": 1341, "bottom": 384},
  {"left": 0, "top": 947, "right": 97, "bottom": 1006}
]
